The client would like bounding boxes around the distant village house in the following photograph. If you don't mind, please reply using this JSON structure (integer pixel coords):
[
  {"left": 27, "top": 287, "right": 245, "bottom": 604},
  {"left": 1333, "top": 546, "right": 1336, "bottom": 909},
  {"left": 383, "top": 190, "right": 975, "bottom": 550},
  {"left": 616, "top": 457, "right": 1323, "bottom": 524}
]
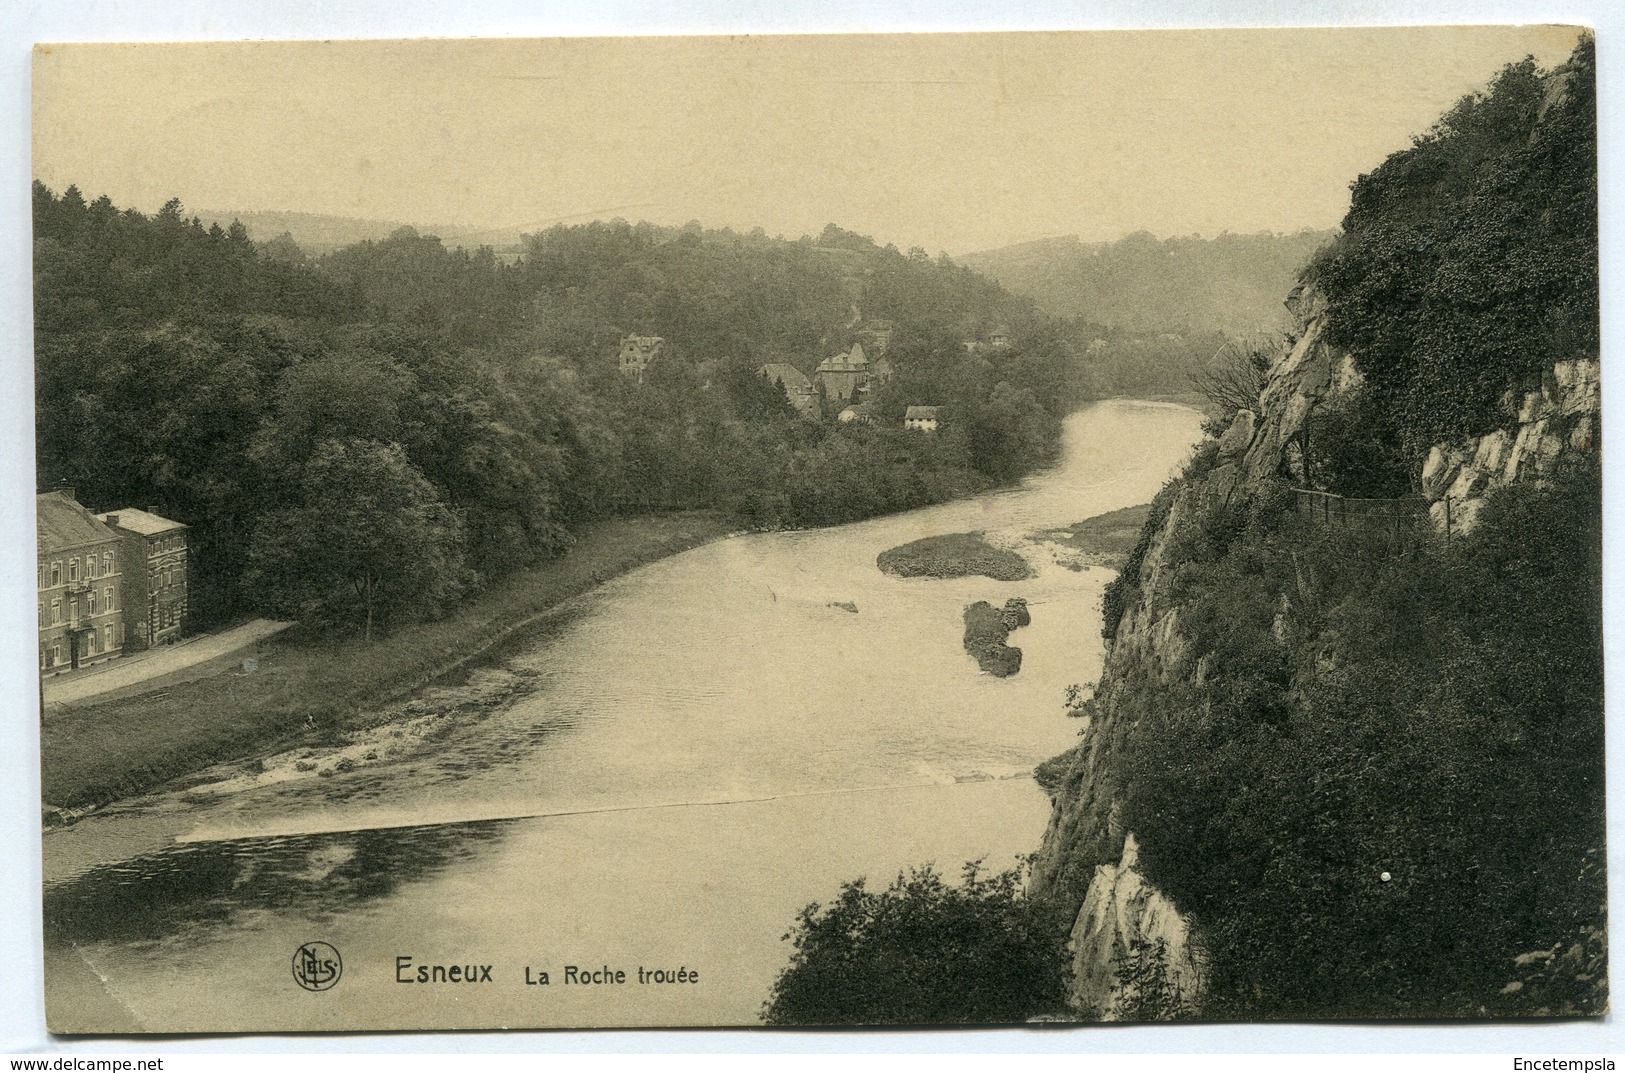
[
  {"left": 619, "top": 335, "right": 665, "bottom": 382},
  {"left": 904, "top": 406, "right": 941, "bottom": 432},
  {"left": 759, "top": 362, "right": 820, "bottom": 418},
  {"left": 963, "top": 326, "right": 1014, "bottom": 354},
  {"left": 815, "top": 341, "right": 871, "bottom": 404},
  {"left": 855, "top": 319, "right": 894, "bottom": 355}
]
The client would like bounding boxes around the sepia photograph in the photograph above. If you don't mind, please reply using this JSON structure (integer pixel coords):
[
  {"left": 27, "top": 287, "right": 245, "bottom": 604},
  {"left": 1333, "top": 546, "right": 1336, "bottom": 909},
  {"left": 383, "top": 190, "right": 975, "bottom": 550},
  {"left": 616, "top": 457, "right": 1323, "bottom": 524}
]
[{"left": 28, "top": 24, "right": 1604, "bottom": 1035}]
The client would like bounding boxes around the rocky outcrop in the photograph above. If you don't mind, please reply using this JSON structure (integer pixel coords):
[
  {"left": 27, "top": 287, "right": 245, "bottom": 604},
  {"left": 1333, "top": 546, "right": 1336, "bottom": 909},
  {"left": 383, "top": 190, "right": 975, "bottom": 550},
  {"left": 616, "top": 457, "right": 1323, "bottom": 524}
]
[
  {"left": 1237, "top": 286, "right": 1364, "bottom": 486},
  {"left": 1068, "top": 834, "right": 1204, "bottom": 1019},
  {"left": 1421, "top": 359, "right": 1600, "bottom": 535}
]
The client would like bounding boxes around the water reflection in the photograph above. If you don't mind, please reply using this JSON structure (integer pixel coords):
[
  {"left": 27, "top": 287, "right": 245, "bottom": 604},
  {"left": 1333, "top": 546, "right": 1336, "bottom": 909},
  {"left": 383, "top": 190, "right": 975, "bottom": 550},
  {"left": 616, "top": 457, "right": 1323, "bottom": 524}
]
[{"left": 45, "top": 818, "right": 513, "bottom": 947}]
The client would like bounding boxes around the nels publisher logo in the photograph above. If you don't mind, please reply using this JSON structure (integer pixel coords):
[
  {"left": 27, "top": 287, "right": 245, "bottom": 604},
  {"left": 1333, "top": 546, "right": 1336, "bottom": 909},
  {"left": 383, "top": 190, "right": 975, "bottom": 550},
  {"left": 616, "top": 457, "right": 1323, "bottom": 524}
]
[{"left": 292, "top": 941, "right": 343, "bottom": 992}]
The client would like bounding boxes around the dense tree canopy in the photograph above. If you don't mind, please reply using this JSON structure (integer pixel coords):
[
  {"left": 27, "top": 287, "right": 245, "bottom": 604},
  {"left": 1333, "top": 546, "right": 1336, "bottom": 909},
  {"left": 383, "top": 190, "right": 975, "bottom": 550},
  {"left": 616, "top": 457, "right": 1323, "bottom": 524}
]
[
  {"left": 246, "top": 439, "right": 469, "bottom": 640},
  {"left": 35, "top": 190, "right": 1107, "bottom": 635}
]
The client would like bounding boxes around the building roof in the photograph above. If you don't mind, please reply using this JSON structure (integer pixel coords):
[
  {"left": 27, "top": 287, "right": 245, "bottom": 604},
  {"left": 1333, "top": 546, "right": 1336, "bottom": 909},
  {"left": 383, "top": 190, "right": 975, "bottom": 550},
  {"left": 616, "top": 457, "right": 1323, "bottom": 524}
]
[
  {"left": 759, "top": 363, "right": 812, "bottom": 392},
  {"left": 816, "top": 341, "right": 870, "bottom": 374},
  {"left": 905, "top": 406, "right": 941, "bottom": 421},
  {"left": 37, "top": 492, "right": 119, "bottom": 552},
  {"left": 97, "top": 507, "right": 187, "bottom": 536}
]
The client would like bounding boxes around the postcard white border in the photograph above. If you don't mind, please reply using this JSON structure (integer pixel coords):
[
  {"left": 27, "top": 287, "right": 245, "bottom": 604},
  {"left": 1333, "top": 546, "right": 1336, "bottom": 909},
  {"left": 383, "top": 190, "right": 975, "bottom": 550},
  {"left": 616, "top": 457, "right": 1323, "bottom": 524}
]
[{"left": 2, "top": 0, "right": 1620, "bottom": 1058}]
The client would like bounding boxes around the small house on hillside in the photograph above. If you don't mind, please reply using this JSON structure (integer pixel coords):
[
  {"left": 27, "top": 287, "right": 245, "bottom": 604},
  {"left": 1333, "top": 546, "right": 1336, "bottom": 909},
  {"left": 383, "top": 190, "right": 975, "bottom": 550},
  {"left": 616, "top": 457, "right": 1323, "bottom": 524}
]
[
  {"left": 759, "top": 362, "right": 819, "bottom": 418},
  {"left": 904, "top": 406, "right": 941, "bottom": 432},
  {"left": 619, "top": 335, "right": 664, "bottom": 381},
  {"left": 838, "top": 403, "right": 877, "bottom": 425},
  {"left": 815, "top": 342, "right": 871, "bottom": 403},
  {"left": 963, "top": 326, "right": 1014, "bottom": 354}
]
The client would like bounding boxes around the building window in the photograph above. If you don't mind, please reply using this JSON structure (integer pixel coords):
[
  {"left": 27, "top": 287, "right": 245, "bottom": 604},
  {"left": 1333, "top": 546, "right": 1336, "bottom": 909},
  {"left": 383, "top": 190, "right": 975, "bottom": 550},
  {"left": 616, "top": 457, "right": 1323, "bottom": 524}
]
[
  {"left": 88, "top": 591, "right": 97, "bottom": 614},
  {"left": 106, "top": 586, "right": 115, "bottom": 610},
  {"left": 104, "top": 552, "right": 113, "bottom": 574},
  {"left": 69, "top": 559, "right": 78, "bottom": 582},
  {"left": 51, "top": 644, "right": 60, "bottom": 665},
  {"left": 38, "top": 603, "right": 46, "bottom": 629},
  {"left": 104, "top": 624, "right": 113, "bottom": 651},
  {"left": 51, "top": 562, "right": 61, "bottom": 586},
  {"left": 86, "top": 556, "right": 96, "bottom": 579},
  {"left": 50, "top": 599, "right": 61, "bottom": 625}
]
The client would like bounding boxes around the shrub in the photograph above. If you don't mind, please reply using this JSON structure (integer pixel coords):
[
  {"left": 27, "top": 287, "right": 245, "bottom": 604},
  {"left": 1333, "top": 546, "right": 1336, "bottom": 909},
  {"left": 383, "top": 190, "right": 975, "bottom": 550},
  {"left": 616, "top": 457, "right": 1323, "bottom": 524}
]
[
  {"left": 761, "top": 861, "right": 1069, "bottom": 1025},
  {"left": 1113, "top": 937, "right": 1192, "bottom": 1021}
]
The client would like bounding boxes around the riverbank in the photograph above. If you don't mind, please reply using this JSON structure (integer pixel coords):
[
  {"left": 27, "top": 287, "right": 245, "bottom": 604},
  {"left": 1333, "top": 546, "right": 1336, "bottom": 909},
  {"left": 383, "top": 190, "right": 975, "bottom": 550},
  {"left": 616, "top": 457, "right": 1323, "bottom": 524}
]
[
  {"left": 1032, "top": 504, "right": 1151, "bottom": 570},
  {"left": 40, "top": 510, "right": 738, "bottom": 812}
]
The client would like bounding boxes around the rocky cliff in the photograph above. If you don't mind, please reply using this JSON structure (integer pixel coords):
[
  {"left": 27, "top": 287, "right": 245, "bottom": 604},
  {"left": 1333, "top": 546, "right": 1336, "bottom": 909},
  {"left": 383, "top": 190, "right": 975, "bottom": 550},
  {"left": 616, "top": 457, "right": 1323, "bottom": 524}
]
[{"left": 1028, "top": 278, "right": 1602, "bottom": 1019}]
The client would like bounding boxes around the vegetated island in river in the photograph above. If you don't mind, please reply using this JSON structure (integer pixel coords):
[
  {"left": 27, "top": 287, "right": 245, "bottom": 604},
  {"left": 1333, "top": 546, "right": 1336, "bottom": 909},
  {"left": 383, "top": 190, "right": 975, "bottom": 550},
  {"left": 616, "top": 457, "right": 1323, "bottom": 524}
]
[
  {"left": 963, "top": 597, "right": 1031, "bottom": 677},
  {"left": 877, "top": 532, "right": 1034, "bottom": 580}
]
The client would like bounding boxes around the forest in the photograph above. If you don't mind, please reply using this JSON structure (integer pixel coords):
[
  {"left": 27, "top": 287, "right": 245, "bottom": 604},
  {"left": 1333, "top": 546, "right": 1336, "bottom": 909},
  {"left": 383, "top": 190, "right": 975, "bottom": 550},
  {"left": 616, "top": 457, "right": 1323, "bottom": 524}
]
[
  {"left": 36, "top": 195, "right": 1113, "bottom": 635},
  {"left": 963, "top": 229, "right": 1334, "bottom": 333}
]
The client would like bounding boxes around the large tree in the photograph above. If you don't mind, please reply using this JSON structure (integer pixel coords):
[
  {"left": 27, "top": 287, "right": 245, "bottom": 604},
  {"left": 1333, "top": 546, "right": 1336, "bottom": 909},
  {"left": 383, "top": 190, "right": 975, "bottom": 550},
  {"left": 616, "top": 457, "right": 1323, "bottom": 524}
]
[{"left": 246, "top": 439, "right": 469, "bottom": 640}]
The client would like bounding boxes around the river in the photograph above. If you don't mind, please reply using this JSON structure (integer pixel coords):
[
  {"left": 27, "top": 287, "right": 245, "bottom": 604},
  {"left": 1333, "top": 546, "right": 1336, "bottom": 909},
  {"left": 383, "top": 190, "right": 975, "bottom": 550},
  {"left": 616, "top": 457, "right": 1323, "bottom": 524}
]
[{"left": 42, "top": 399, "right": 1203, "bottom": 1032}]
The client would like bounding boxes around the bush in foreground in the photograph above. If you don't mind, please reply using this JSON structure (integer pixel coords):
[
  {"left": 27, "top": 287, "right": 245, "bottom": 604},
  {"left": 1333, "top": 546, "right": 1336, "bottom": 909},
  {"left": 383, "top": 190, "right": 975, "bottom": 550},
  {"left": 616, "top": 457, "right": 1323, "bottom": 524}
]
[{"left": 762, "top": 861, "right": 1068, "bottom": 1025}]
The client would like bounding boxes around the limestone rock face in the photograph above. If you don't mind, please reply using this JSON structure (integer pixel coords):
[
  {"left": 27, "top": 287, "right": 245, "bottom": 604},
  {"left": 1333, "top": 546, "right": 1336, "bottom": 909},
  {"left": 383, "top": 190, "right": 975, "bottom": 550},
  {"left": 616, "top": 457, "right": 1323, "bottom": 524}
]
[
  {"left": 1068, "top": 834, "right": 1204, "bottom": 1018},
  {"left": 1240, "top": 318, "right": 1331, "bottom": 483},
  {"left": 1420, "top": 358, "right": 1599, "bottom": 535},
  {"left": 1217, "top": 409, "right": 1256, "bottom": 460}
]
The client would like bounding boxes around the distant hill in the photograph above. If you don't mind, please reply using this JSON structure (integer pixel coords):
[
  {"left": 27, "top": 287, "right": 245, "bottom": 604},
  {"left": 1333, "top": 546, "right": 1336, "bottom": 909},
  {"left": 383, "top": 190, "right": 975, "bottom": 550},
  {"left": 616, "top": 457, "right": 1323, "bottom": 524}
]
[
  {"left": 962, "top": 229, "right": 1336, "bottom": 335},
  {"left": 194, "top": 210, "right": 529, "bottom": 256}
]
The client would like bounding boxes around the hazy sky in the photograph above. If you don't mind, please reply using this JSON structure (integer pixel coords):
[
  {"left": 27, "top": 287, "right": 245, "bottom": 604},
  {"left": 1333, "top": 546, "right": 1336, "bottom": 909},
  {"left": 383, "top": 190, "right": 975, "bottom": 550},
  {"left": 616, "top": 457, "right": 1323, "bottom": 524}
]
[{"left": 33, "top": 26, "right": 1583, "bottom": 254}]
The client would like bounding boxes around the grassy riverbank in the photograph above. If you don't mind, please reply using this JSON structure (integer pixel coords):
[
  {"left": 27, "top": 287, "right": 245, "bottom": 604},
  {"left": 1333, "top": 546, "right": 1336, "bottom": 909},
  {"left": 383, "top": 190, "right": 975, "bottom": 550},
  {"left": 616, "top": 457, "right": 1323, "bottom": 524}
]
[
  {"left": 41, "top": 510, "right": 736, "bottom": 811},
  {"left": 1034, "top": 504, "right": 1150, "bottom": 570}
]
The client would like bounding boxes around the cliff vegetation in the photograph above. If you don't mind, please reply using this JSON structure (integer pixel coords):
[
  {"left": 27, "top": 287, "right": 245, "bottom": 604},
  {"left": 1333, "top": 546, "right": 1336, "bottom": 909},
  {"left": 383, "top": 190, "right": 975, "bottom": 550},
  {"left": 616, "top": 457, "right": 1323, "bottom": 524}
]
[{"left": 1032, "top": 36, "right": 1603, "bottom": 1021}]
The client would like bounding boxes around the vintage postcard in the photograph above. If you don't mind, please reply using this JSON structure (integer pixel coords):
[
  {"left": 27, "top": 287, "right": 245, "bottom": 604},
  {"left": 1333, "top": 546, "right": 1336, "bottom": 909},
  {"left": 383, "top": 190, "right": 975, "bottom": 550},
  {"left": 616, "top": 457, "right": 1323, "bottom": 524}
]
[{"left": 33, "top": 28, "right": 1602, "bottom": 1033}]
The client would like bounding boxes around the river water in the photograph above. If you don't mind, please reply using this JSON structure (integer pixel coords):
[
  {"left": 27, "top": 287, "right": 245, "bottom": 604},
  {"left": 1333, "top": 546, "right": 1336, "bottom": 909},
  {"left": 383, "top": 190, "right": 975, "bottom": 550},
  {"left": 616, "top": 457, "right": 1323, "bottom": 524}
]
[{"left": 42, "top": 399, "right": 1201, "bottom": 1032}]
